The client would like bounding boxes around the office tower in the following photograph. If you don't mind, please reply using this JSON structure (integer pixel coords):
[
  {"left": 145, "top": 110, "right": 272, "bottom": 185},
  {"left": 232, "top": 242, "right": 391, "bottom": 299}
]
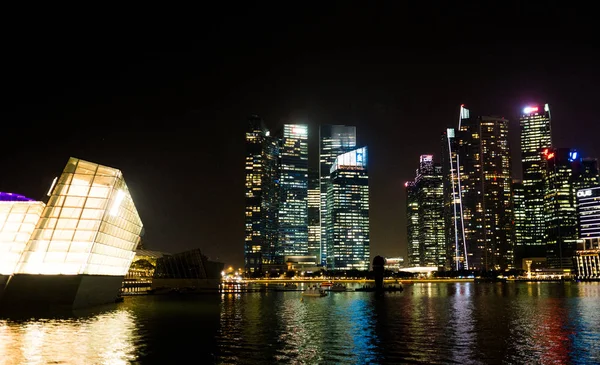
[
  {"left": 520, "top": 104, "right": 552, "bottom": 248},
  {"left": 319, "top": 125, "right": 357, "bottom": 266},
  {"left": 513, "top": 180, "right": 526, "bottom": 248},
  {"left": 307, "top": 169, "right": 321, "bottom": 263},
  {"left": 278, "top": 124, "right": 309, "bottom": 258},
  {"left": 325, "top": 147, "right": 370, "bottom": 271},
  {"left": 405, "top": 181, "right": 419, "bottom": 267},
  {"left": 455, "top": 107, "right": 514, "bottom": 270},
  {"left": 545, "top": 150, "right": 599, "bottom": 270},
  {"left": 574, "top": 186, "right": 600, "bottom": 279},
  {"left": 441, "top": 127, "right": 467, "bottom": 270},
  {"left": 544, "top": 148, "right": 579, "bottom": 269},
  {"left": 244, "top": 115, "right": 280, "bottom": 273},
  {"left": 2, "top": 157, "right": 143, "bottom": 310},
  {"left": 405, "top": 155, "right": 445, "bottom": 267}
]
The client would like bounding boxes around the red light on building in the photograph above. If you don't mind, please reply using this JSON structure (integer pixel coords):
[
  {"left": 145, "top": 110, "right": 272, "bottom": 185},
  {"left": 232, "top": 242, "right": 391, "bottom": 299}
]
[
  {"left": 547, "top": 152, "right": 555, "bottom": 159},
  {"left": 543, "top": 149, "right": 549, "bottom": 155}
]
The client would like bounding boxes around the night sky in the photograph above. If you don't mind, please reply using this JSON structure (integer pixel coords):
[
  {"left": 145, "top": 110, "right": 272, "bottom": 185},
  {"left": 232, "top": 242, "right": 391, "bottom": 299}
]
[{"left": 2, "top": 5, "right": 598, "bottom": 268}]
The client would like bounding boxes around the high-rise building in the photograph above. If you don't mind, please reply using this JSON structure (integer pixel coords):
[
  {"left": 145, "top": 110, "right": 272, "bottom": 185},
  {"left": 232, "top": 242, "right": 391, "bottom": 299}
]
[
  {"left": 544, "top": 149, "right": 599, "bottom": 270},
  {"left": 574, "top": 186, "right": 600, "bottom": 279},
  {"left": 325, "top": 147, "right": 370, "bottom": 271},
  {"left": 520, "top": 104, "right": 552, "bottom": 248},
  {"left": 405, "top": 181, "right": 419, "bottom": 267},
  {"left": 454, "top": 107, "right": 514, "bottom": 270},
  {"left": 319, "top": 125, "right": 356, "bottom": 266},
  {"left": 307, "top": 169, "right": 321, "bottom": 263},
  {"left": 512, "top": 180, "right": 526, "bottom": 248},
  {"left": 279, "top": 124, "right": 309, "bottom": 258},
  {"left": 244, "top": 115, "right": 280, "bottom": 273},
  {"left": 405, "top": 155, "right": 445, "bottom": 267},
  {"left": 441, "top": 126, "right": 467, "bottom": 270}
]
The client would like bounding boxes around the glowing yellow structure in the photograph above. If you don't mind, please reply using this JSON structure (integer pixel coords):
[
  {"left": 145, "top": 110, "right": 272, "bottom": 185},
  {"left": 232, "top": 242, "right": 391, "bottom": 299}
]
[
  {"left": 15, "top": 158, "right": 143, "bottom": 276},
  {"left": 0, "top": 198, "right": 45, "bottom": 275},
  {"left": 1, "top": 158, "right": 144, "bottom": 310}
]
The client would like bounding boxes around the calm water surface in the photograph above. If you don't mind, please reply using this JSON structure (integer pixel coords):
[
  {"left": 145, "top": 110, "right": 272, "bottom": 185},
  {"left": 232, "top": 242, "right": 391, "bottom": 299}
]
[{"left": 1, "top": 282, "right": 600, "bottom": 364}]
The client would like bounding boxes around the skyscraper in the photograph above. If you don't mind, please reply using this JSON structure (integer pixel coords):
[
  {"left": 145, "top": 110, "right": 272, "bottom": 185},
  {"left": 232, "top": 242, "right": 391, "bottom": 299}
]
[
  {"left": 307, "top": 169, "right": 321, "bottom": 263},
  {"left": 405, "top": 181, "right": 420, "bottom": 267},
  {"left": 520, "top": 104, "right": 552, "bottom": 249},
  {"left": 319, "top": 125, "right": 357, "bottom": 266},
  {"left": 278, "top": 124, "right": 309, "bottom": 259},
  {"left": 441, "top": 126, "right": 467, "bottom": 270},
  {"left": 512, "top": 180, "right": 526, "bottom": 248},
  {"left": 455, "top": 107, "right": 514, "bottom": 270},
  {"left": 405, "top": 155, "right": 445, "bottom": 267},
  {"left": 325, "top": 147, "right": 370, "bottom": 271},
  {"left": 244, "top": 115, "right": 279, "bottom": 274}
]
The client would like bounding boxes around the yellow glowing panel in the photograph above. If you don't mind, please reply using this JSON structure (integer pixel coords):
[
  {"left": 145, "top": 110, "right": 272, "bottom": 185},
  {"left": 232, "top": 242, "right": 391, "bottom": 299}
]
[
  {"left": 16, "top": 158, "right": 143, "bottom": 276},
  {"left": 0, "top": 201, "right": 45, "bottom": 275}
]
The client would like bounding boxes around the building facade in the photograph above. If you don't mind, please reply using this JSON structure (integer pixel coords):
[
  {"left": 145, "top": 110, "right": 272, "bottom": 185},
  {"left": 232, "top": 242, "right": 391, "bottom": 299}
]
[
  {"left": 520, "top": 104, "right": 552, "bottom": 248},
  {"left": 325, "top": 147, "right": 370, "bottom": 271},
  {"left": 307, "top": 169, "right": 321, "bottom": 263},
  {"left": 278, "top": 124, "right": 309, "bottom": 258},
  {"left": 405, "top": 181, "right": 419, "bottom": 267},
  {"left": 244, "top": 115, "right": 280, "bottom": 273},
  {"left": 455, "top": 108, "right": 514, "bottom": 270},
  {"left": 574, "top": 186, "right": 600, "bottom": 279},
  {"left": 406, "top": 155, "right": 445, "bottom": 267},
  {"left": 319, "top": 125, "right": 357, "bottom": 266},
  {"left": 512, "top": 180, "right": 526, "bottom": 248}
]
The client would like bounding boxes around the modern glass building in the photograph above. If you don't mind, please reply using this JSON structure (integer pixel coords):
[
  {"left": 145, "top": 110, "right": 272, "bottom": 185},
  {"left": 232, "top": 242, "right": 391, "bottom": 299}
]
[
  {"left": 307, "top": 169, "right": 321, "bottom": 263},
  {"left": 325, "top": 147, "right": 370, "bottom": 271},
  {"left": 405, "top": 155, "right": 445, "bottom": 268},
  {"left": 512, "top": 180, "right": 526, "bottom": 247},
  {"left": 575, "top": 186, "right": 600, "bottom": 279},
  {"left": 405, "top": 181, "right": 419, "bottom": 267},
  {"left": 520, "top": 104, "right": 552, "bottom": 247},
  {"left": 319, "top": 125, "right": 356, "bottom": 266},
  {"left": 244, "top": 115, "right": 280, "bottom": 273},
  {"left": 1, "top": 157, "right": 144, "bottom": 310},
  {"left": 278, "top": 124, "right": 309, "bottom": 258},
  {"left": 455, "top": 108, "right": 514, "bottom": 270},
  {"left": 441, "top": 125, "right": 467, "bottom": 270},
  {"left": 0, "top": 193, "right": 45, "bottom": 276}
]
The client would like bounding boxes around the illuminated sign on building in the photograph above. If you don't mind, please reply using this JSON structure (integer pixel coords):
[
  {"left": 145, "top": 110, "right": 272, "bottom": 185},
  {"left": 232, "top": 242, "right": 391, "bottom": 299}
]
[
  {"left": 578, "top": 190, "right": 593, "bottom": 198},
  {"left": 330, "top": 147, "right": 368, "bottom": 173},
  {"left": 569, "top": 151, "right": 578, "bottom": 161},
  {"left": 523, "top": 106, "right": 539, "bottom": 114}
]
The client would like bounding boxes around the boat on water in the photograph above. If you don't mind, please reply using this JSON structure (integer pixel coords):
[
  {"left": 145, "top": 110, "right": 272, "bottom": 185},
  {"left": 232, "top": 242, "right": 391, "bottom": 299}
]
[
  {"left": 274, "top": 283, "right": 300, "bottom": 291},
  {"left": 329, "top": 283, "right": 348, "bottom": 292},
  {"left": 320, "top": 281, "right": 333, "bottom": 287},
  {"left": 302, "top": 286, "right": 327, "bottom": 297}
]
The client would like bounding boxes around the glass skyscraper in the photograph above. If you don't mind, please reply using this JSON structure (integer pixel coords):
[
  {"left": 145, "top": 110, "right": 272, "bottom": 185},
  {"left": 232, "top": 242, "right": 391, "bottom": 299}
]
[
  {"left": 454, "top": 108, "right": 514, "bottom": 270},
  {"left": 307, "top": 169, "right": 321, "bottom": 262},
  {"left": 405, "top": 155, "right": 445, "bottom": 267},
  {"left": 325, "top": 147, "right": 370, "bottom": 271},
  {"left": 512, "top": 180, "right": 526, "bottom": 248},
  {"left": 319, "top": 125, "right": 357, "bottom": 266},
  {"left": 278, "top": 124, "right": 309, "bottom": 258},
  {"left": 405, "top": 181, "right": 419, "bottom": 267},
  {"left": 520, "top": 104, "right": 552, "bottom": 248},
  {"left": 244, "top": 115, "right": 279, "bottom": 273}
]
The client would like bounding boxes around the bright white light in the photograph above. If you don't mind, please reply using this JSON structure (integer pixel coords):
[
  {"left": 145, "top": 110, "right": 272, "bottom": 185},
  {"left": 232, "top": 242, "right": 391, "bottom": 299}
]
[
  {"left": 47, "top": 177, "right": 58, "bottom": 196},
  {"left": 523, "top": 106, "right": 539, "bottom": 114},
  {"left": 544, "top": 103, "right": 550, "bottom": 112},
  {"left": 109, "top": 190, "right": 125, "bottom": 216},
  {"left": 265, "top": 130, "right": 270, "bottom": 137}
]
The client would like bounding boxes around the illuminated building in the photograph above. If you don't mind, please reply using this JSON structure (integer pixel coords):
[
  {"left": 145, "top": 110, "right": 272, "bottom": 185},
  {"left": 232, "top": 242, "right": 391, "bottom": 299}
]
[
  {"left": 319, "top": 125, "right": 356, "bottom": 266},
  {"left": 384, "top": 257, "right": 405, "bottom": 272},
  {"left": 1, "top": 157, "right": 144, "bottom": 310},
  {"left": 405, "top": 155, "right": 445, "bottom": 267},
  {"left": 441, "top": 126, "right": 467, "bottom": 270},
  {"left": 244, "top": 115, "right": 280, "bottom": 273},
  {"left": 520, "top": 104, "right": 552, "bottom": 248},
  {"left": 0, "top": 193, "right": 45, "bottom": 276},
  {"left": 405, "top": 181, "right": 419, "bottom": 267},
  {"left": 544, "top": 149, "right": 599, "bottom": 270},
  {"left": 325, "top": 147, "right": 370, "bottom": 271},
  {"left": 512, "top": 180, "right": 526, "bottom": 247},
  {"left": 307, "top": 169, "right": 321, "bottom": 264},
  {"left": 278, "top": 124, "right": 309, "bottom": 258},
  {"left": 454, "top": 107, "right": 514, "bottom": 270},
  {"left": 575, "top": 186, "right": 600, "bottom": 279}
]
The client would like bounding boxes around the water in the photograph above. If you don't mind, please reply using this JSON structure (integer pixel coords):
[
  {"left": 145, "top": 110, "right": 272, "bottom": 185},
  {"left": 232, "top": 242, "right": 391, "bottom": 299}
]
[{"left": 2, "top": 282, "right": 600, "bottom": 364}]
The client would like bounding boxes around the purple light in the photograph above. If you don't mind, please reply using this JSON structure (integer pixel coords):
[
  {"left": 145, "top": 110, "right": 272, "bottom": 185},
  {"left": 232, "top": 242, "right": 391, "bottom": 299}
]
[{"left": 0, "top": 192, "right": 35, "bottom": 202}]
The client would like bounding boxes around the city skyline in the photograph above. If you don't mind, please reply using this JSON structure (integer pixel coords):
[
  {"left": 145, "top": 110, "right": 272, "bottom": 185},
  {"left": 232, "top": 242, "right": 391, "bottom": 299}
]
[{"left": 2, "top": 7, "right": 599, "bottom": 269}]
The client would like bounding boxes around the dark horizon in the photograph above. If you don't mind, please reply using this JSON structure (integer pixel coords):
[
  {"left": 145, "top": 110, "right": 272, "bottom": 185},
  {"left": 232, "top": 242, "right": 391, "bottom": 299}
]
[{"left": 1, "top": 5, "right": 598, "bottom": 268}]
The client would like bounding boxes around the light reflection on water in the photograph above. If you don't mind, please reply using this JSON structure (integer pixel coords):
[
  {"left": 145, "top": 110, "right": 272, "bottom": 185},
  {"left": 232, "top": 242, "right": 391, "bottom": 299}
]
[{"left": 1, "top": 283, "right": 600, "bottom": 364}]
